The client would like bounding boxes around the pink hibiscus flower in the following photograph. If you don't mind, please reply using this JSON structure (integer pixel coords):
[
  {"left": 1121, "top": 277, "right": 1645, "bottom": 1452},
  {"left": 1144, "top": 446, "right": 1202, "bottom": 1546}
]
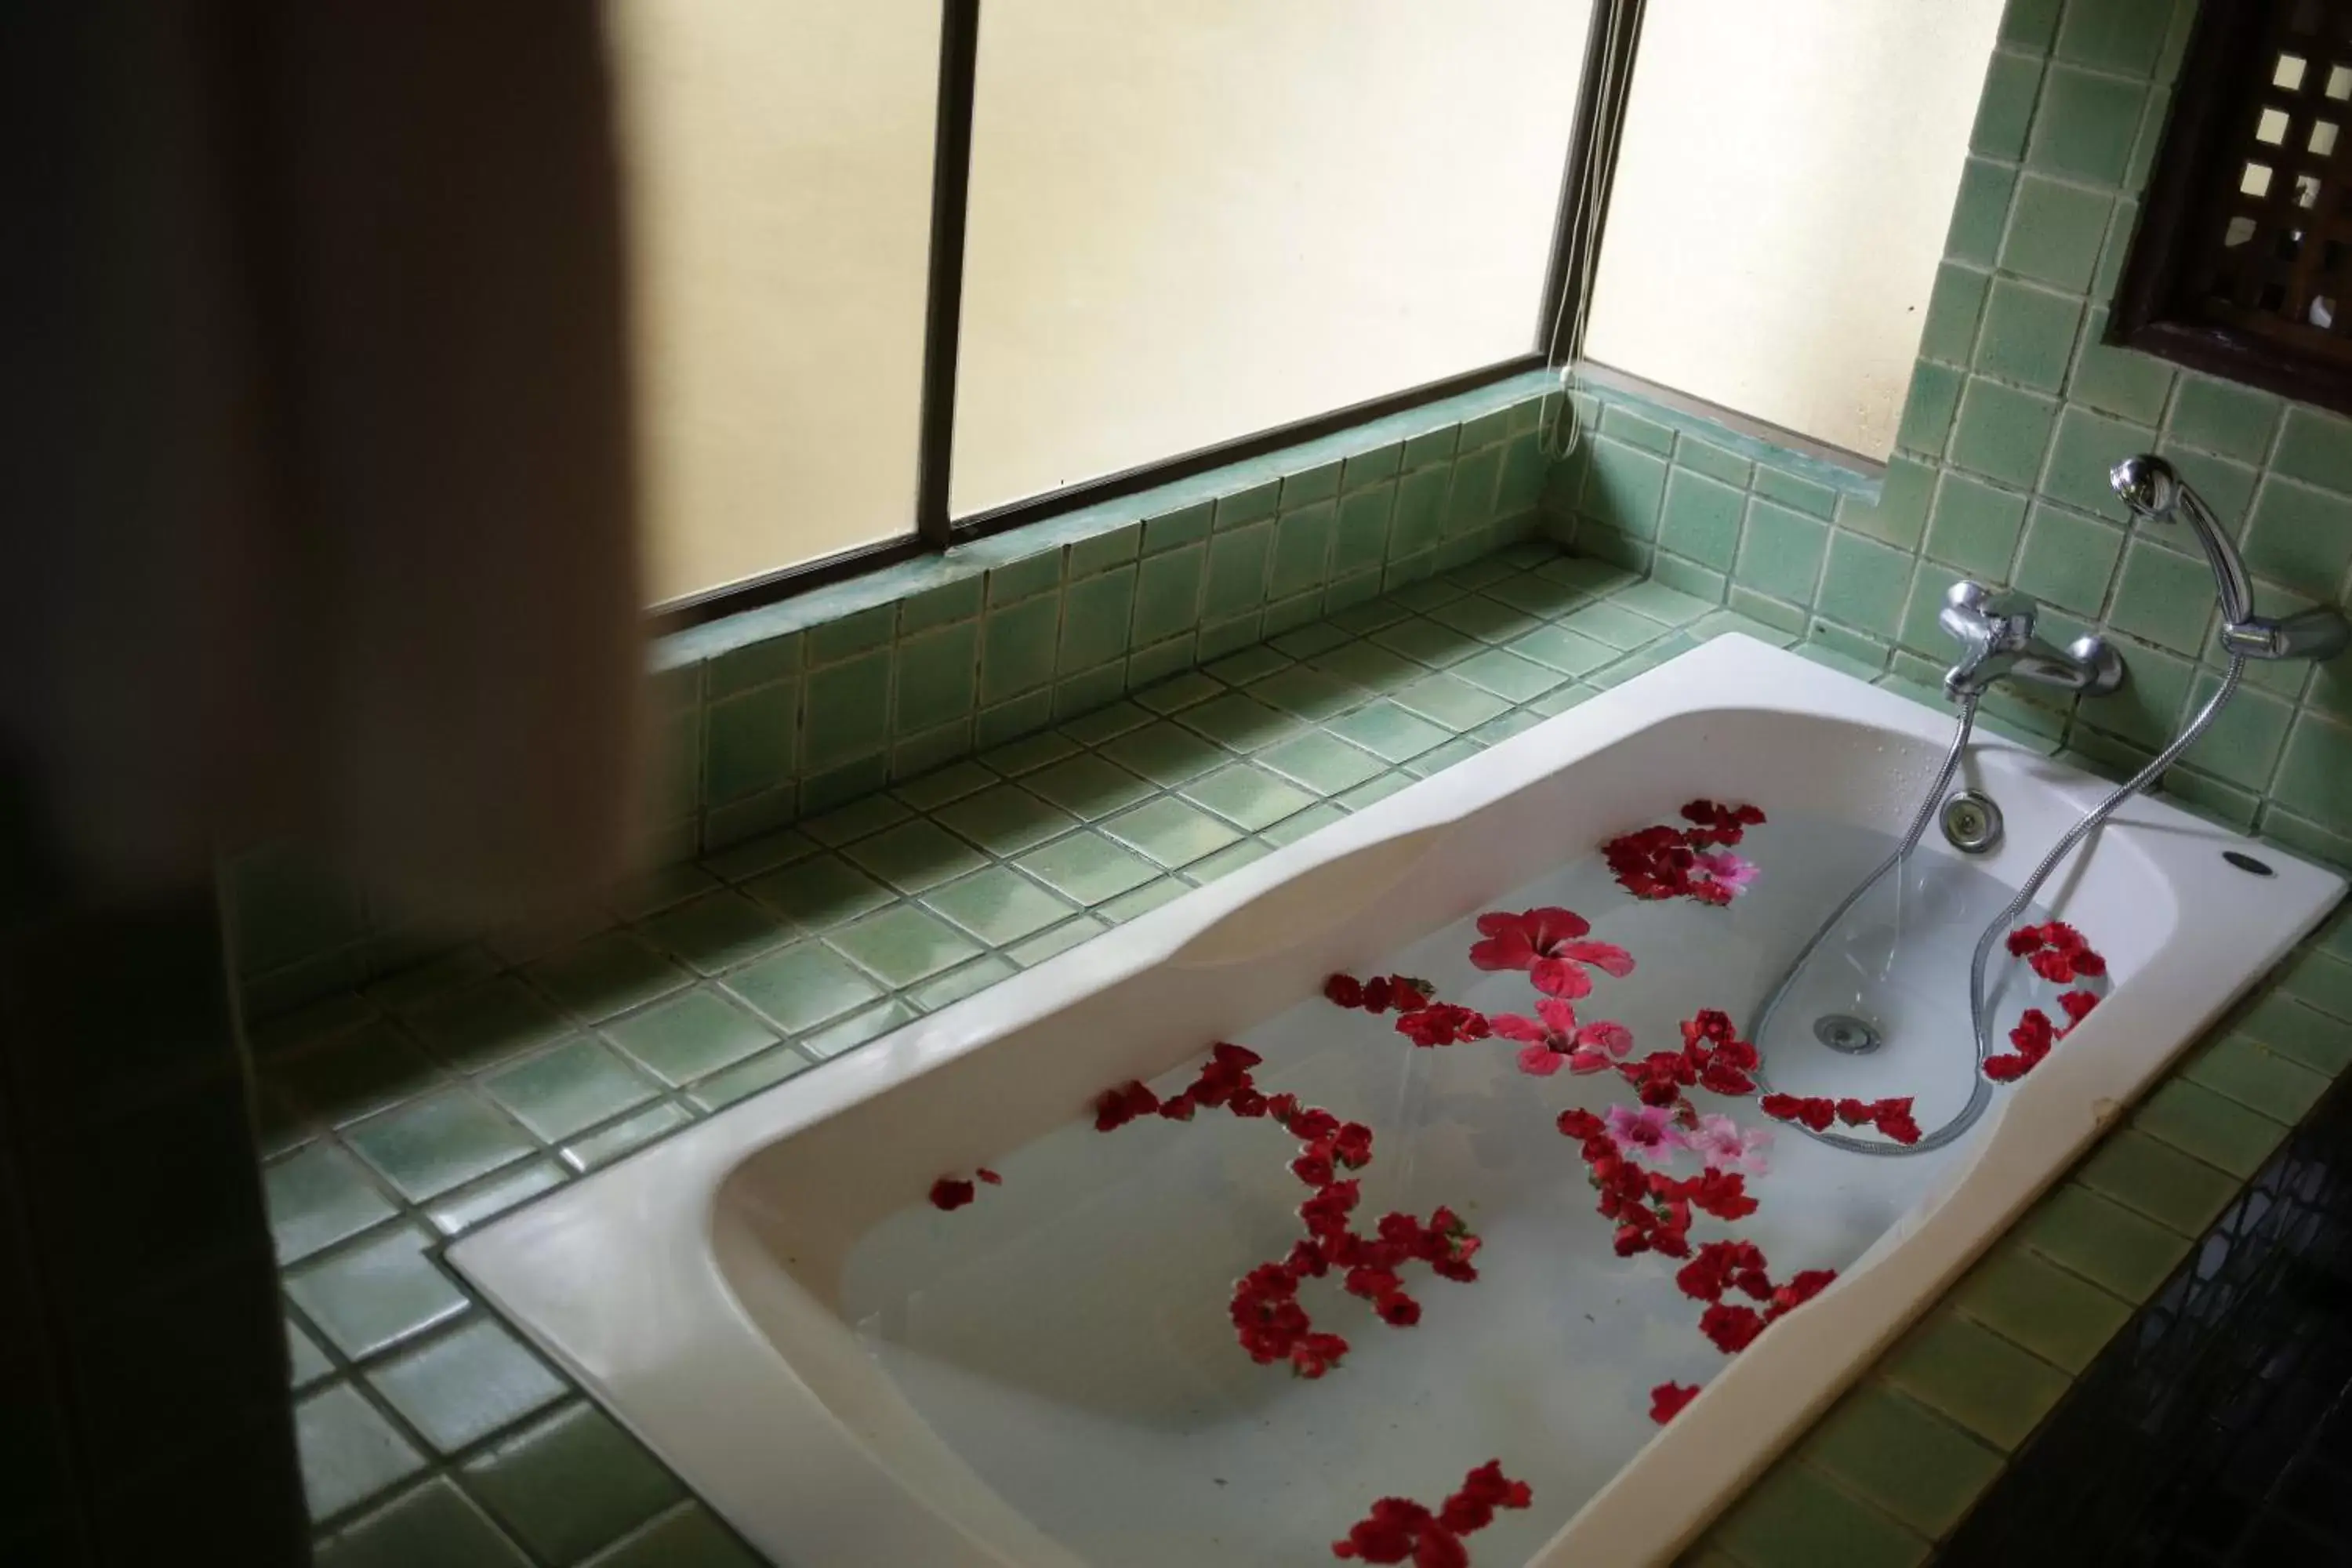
[
  {"left": 1685, "top": 1112, "right": 1772, "bottom": 1176},
  {"left": 1491, "top": 1000, "right": 1636, "bottom": 1076},
  {"left": 1468, "top": 907, "right": 1636, "bottom": 999},
  {"left": 1694, "top": 851, "right": 1759, "bottom": 895},
  {"left": 1603, "top": 1103, "right": 1685, "bottom": 1167}
]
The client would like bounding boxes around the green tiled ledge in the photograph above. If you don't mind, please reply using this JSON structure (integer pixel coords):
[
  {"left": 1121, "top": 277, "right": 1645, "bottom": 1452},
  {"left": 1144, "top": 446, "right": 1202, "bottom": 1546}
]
[
  {"left": 229, "top": 372, "right": 1563, "bottom": 1022},
  {"left": 254, "top": 543, "right": 2347, "bottom": 1565}
]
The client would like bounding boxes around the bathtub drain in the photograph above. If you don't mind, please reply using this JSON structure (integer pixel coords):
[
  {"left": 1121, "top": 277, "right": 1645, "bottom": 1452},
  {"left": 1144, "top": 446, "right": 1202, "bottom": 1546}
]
[{"left": 1813, "top": 1013, "right": 1883, "bottom": 1054}]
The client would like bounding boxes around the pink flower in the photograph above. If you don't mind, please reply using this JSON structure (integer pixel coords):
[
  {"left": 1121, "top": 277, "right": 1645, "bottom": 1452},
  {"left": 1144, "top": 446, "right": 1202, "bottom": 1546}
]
[
  {"left": 1694, "top": 851, "right": 1759, "bottom": 894},
  {"left": 1468, "top": 908, "right": 1634, "bottom": 998},
  {"left": 1686, "top": 1113, "right": 1772, "bottom": 1176},
  {"left": 1604, "top": 1103, "right": 1685, "bottom": 1167}
]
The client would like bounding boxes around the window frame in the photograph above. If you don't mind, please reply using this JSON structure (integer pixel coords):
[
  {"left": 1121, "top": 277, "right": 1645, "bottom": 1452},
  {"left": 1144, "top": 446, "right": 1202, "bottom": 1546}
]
[
  {"left": 655, "top": 0, "right": 1645, "bottom": 633},
  {"left": 2111, "top": 0, "right": 2352, "bottom": 418}
]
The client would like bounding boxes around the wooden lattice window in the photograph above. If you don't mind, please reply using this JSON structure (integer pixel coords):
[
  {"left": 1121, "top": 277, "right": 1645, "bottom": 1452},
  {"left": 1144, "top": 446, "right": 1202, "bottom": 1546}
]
[{"left": 2114, "top": 0, "right": 2352, "bottom": 413}]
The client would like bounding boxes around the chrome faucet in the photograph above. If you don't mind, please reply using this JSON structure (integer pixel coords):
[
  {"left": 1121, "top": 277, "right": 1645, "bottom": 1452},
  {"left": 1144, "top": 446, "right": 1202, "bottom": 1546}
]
[
  {"left": 1939, "top": 581, "right": 2125, "bottom": 700},
  {"left": 2110, "top": 454, "right": 2350, "bottom": 662}
]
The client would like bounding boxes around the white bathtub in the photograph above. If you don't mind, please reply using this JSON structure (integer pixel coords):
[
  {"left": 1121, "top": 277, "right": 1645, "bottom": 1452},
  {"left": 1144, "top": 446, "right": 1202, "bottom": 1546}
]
[{"left": 452, "top": 634, "right": 2343, "bottom": 1567}]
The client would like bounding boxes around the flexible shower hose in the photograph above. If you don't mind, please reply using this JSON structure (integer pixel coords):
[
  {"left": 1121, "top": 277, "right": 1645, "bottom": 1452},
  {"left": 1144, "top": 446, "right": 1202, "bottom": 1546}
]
[{"left": 1752, "top": 655, "right": 2249, "bottom": 1156}]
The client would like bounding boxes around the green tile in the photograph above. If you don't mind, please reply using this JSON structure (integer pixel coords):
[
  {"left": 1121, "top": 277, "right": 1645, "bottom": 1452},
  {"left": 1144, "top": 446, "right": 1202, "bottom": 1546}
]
[
  {"left": 1425, "top": 592, "right": 1541, "bottom": 644},
  {"left": 289, "top": 1316, "right": 336, "bottom": 1387},
  {"left": 1925, "top": 472, "right": 2030, "bottom": 579},
  {"left": 800, "top": 650, "right": 890, "bottom": 771},
  {"left": 2068, "top": 310, "right": 2175, "bottom": 424},
  {"left": 1976, "top": 279, "right": 2084, "bottom": 394},
  {"left": 1950, "top": 378, "right": 2060, "bottom": 488},
  {"left": 425, "top": 1160, "right": 568, "bottom": 1236},
  {"left": 1058, "top": 564, "right": 1137, "bottom": 677},
  {"left": 1920, "top": 263, "right": 1992, "bottom": 366},
  {"left": 1247, "top": 663, "right": 1362, "bottom": 721},
  {"left": 1847, "top": 457, "right": 1933, "bottom": 553},
  {"left": 2055, "top": 0, "right": 2169, "bottom": 76},
  {"left": 2132, "top": 1077, "right": 2288, "bottom": 1178},
  {"left": 583, "top": 1504, "right": 764, "bottom": 1568},
  {"left": 1896, "top": 361, "right": 1964, "bottom": 458},
  {"left": 1950, "top": 1243, "right": 2132, "bottom": 1373},
  {"left": 1281, "top": 459, "right": 1344, "bottom": 509},
  {"left": 296, "top": 1383, "right": 426, "bottom": 1523},
  {"left": 921, "top": 866, "right": 1076, "bottom": 946},
  {"left": 806, "top": 605, "right": 893, "bottom": 666},
  {"left": 1403, "top": 424, "right": 1461, "bottom": 470},
  {"left": 2274, "top": 713, "right": 2352, "bottom": 833},
  {"left": 603, "top": 989, "right": 778, "bottom": 1087},
  {"left": 1207, "top": 644, "right": 1291, "bottom": 684},
  {"left": 2026, "top": 66, "right": 2147, "bottom": 186},
  {"left": 1102, "top": 797, "right": 1243, "bottom": 869},
  {"left": 285, "top": 1223, "right": 471, "bottom": 1360},
  {"left": 1999, "top": 176, "right": 2112, "bottom": 292},
  {"left": 1563, "top": 600, "right": 1668, "bottom": 650},
  {"left": 1802, "top": 1385, "right": 2007, "bottom": 1541},
  {"left": 1006, "top": 916, "right": 1106, "bottom": 967},
  {"left": 2169, "top": 375, "right": 2283, "bottom": 463},
  {"left": 344, "top": 1088, "right": 535, "bottom": 1203},
  {"left": 314, "top": 1477, "right": 531, "bottom": 1568},
  {"left": 1090, "top": 720, "right": 1223, "bottom": 789},
  {"left": 985, "top": 549, "right": 1061, "bottom": 606},
  {"left": 2248, "top": 974, "right": 2352, "bottom": 1071},
  {"left": 1130, "top": 543, "right": 1206, "bottom": 648},
  {"left": 636, "top": 892, "right": 790, "bottom": 977},
  {"left": 1817, "top": 532, "right": 1914, "bottom": 638},
  {"left": 2107, "top": 539, "right": 2215, "bottom": 654},
  {"left": 721, "top": 942, "right": 884, "bottom": 1033},
  {"left": 1068, "top": 522, "right": 1141, "bottom": 579},
  {"left": 1659, "top": 470, "right": 1747, "bottom": 570},
  {"left": 1201, "top": 522, "right": 1273, "bottom": 619},
  {"left": 1257, "top": 731, "right": 1385, "bottom": 794},
  {"left": 1099, "top": 876, "right": 1190, "bottom": 923},
  {"left": 1310, "top": 638, "right": 1424, "bottom": 693},
  {"left": 461, "top": 1403, "right": 682, "bottom": 1564},
  {"left": 896, "top": 576, "right": 982, "bottom": 636},
  {"left": 909, "top": 953, "right": 1017, "bottom": 1012},
  {"left": 1711, "top": 1462, "right": 1929, "bottom": 1568},
  {"left": 1141, "top": 500, "right": 1212, "bottom": 555},
  {"left": 840, "top": 818, "right": 988, "bottom": 894},
  {"left": 1388, "top": 465, "right": 1450, "bottom": 558},
  {"left": 933, "top": 783, "right": 1080, "bottom": 857},
  {"left": 1736, "top": 499, "right": 1831, "bottom": 604},
  {"left": 1880, "top": 1310, "right": 2072, "bottom": 1450},
  {"left": 894, "top": 621, "right": 978, "bottom": 733},
  {"left": 2243, "top": 477, "right": 2352, "bottom": 599},
  {"left": 366, "top": 1317, "right": 564, "bottom": 1454},
  {"left": 265, "top": 1143, "right": 398, "bottom": 1264},
  {"left": 1510, "top": 623, "right": 1618, "bottom": 676},
  {"left": 2270, "top": 405, "right": 2352, "bottom": 494},
  {"left": 406, "top": 978, "right": 571, "bottom": 1073},
  {"left": 685, "top": 1044, "right": 814, "bottom": 1112},
  {"left": 1581, "top": 437, "right": 1668, "bottom": 538},
  {"left": 2013, "top": 504, "right": 2124, "bottom": 615},
  {"left": 827, "top": 905, "right": 981, "bottom": 987},
  {"left": 1973, "top": 49, "right": 2043, "bottom": 160},
  {"left": 2181, "top": 1031, "right": 2332, "bottom": 1124},
  {"left": 742, "top": 853, "right": 895, "bottom": 930},
  {"left": 1014, "top": 831, "right": 1162, "bottom": 905},
  {"left": 1214, "top": 479, "right": 1281, "bottom": 532},
  {"left": 2281, "top": 951, "right": 2352, "bottom": 1025},
  {"left": 1451, "top": 649, "right": 1568, "bottom": 704},
  {"left": 2001, "top": 0, "right": 2062, "bottom": 49},
  {"left": 702, "top": 683, "right": 796, "bottom": 805},
  {"left": 1370, "top": 614, "right": 1481, "bottom": 667},
  {"left": 1024, "top": 753, "right": 1156, "bottom": 819},
  {"left": 564, "top": 1099, "right": 686, "bottom": 1169},
  {"left": 2154, "top": 441, "right": 2261, "bottom": 533},
  {"left": 979, "top": 593, "right": 1062, "bottom": 705},
  {"left": 702, "top": 826, "right": 819, "bottom": 884},
  {"left": 1332, "top": 483, "right": 1396, "bottom": 577},
  {"left": 524, "top": 931, "right": 691, "bottom": 1023},
  {"left": 480, "top": 1038, "right": 658, "bottom": 1143},
  {"left": 1341, "top": 441, "right": 1403, "bottom": 492},
  {"left": 1599, "top": 405, "right": 1674, "bottom": 455},
  {"left": 1393, "top": 672, "right": 1510, "bottom": 730},
  {"left": 1178, "top": 763, "right": 1319, "bottom": 829},
  {"left": 2178, "top": 673, "right": 2291, "bottom": 789},
  {"left": 1947, "top": 158, "right": 2019, "bottom": 269},
  {"left": 2080, "top": 641, "right": 2192, "bottom": 748},
  {"left": 1443, "top": 447, "right": 1503, "bottom": 536},
  {"left": 1131, "top": 670, "right": 1221, "bottom": 714},
  {"left": 2016, "top": 1182, "right": 2192, "bottom": 1301},
  {"left": 1176, "top": 691, "right": 1303, "bottom": 751}
]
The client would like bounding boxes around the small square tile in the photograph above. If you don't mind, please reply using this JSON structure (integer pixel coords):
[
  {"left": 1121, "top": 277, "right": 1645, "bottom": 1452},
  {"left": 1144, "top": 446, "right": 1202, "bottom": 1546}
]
[
  {"left": 1257, "top": 731, "right": 1385, "bottom": 793},
  {"left": 425, "top": 1160, "right": 567, "bottom": 1236},
  {"left": 297, "top": 1383, "right": 426, "bottom": 1523},
  {"left": 2055, "top": 0, "right": 2168, "bottom": 76},
  {"left": 636, "top": 893, "right": 791, "bottom": 976},
  {"left": 1711, "top": 1461, "right": 1930, "bottom": 1568},
  {"left": 1972, "top": 49, "right": 2043, "bottom": 160},
  {"left": 894, "top": 621, "right": 978, "bottom": 733},
  {"left": 461, "top": 1403, "right": 682, "bottom": 1563},
  {"left": 1817, "top": 532, "right": 1914, "bottom": 638},
  {"left": 1450, "top": 648, "right": 1566, "bottom": 702},
  {"left": 1946, "top": 158, "right": 2019, "bottom": 268},
  {"left": 1924, "top": 472, "right": 2030, "bottom": 579},
  {"left": 1949, "top": 1244, "right": 2131, "bottom": 1373},
  {"left": 800, "top": 650, "right": 890, "bottom": 772},
  {"left": 313, "top": 1476, "right": 531, "bottom": 1568},
  {"left": 2013, "top": 504, "right": 2125, "bottom": 615},
  {"left": 934, "top": 783, "right": 1080, "bottom": 855},
  {"left": 1324, "top": 701, "right": 1454, "bottom": 764},
  {"left": 285, "top": 1223, "right": 471, "bottom": 1361},
  {"left": 1508, "top": 623, "right": 1617, "bottom": 676},
  {"left": 702, "top": 683, "right": 797, "bottom": 805},
  {"left": 1101, "top": 797, "right": 1242, "bottom": 869},
  {"left": 266, "top": 1144, "right": 399, "bottom": 1264},
  {"left": 685, "top": 1045, "right": 815, "bottom": 1112},
  {"left": 603, "top": 989, "right": 778, "bottom": 1086},
  {"left": 1023, "top": 753, "right": 1157, "bottom": 819},
  {"left": 1201, "top": 522, "right": 1273, "bottom": 619},
  {"left": 1919, "top": 263, "right": 1991, "bottom": 365},
  {"left": 721, "top": 942, "right": 884, "bottom": 1033},
  {"left": 1178, "top": 764, "right": 1319, "bottom": 830},
  {"left": 2240, "top": 991, "right": 2352, "bottom": 1075},
  {"left": 1175, "top": 691, "right": 1304, "bottom": 751},
  {"left": 1248, "top": 663, "right": 1364, "bottom": 723},
  {"left": 1130, "top": 544, "right": 1206, "bottom": 648},
  {"left": 2179, "top": 672, "right": 2292, "bottom": 789},
  {"left": 1976, "top": 278, "right": 2084, "bottom": 394},
  {"left": 921, "top": 866, "right": 1077, "bottom": 946},
  {"left": 1140, "top": 500, "right": 1212, "bottom": 555},
  {"left": 524, "top": 931, "right": 691, "bottom": 1023},
  {"left": 366, "top": 1317, "right": 565, "bottom": 1454},
  {"left": 2243, "top": 476, "right": 2352, "bottom": 599},
  {"left": 1014, "top": 832, "right": 1163, "bottom": 905},
  {"left": 2044, "top": 405, "right": 2154, "bottom": 522},
  {"left": 2132, "top": 1077, "right": 2288, "bottom": 1178},
  {"left": 1562, "top": 600, "right": 1667, "bottom": 650},
  {"left": 1393, "top": 672, "right": 1510, "bottom": 730},
  {"left": 827, "top": 905, "right": 982, "bottom": 987},
  {"left": 2180, "top": 1031, "right": 2330, "bottom": 1124},
  {"left": 1579, "top": 437, "right": 1668, "bottom": 538},
  {"left": 2067, "top": 309, "right": 2174, "bottom": 424},
  {"left": 1735, "top": 500, "right": 1831, "bottom": 604},
  {"left": 481, "top": 1037, "right": 659, "bottom": 1142},
  {"left": 1268, "top": 501, "right": 1335, "bottom": 600},
  {"left": 1802, "top": 1385, "right": 2005, "bottom": 1541},
  {"left": 2169, "top": 375, "right": 2282, "bottom": 464},
  {"left": 1950, "top": 378, "right": 2060, "bottom": 489},
  {"left": 344, "top": 1088, "right": 536, "bottom": 1203},
  {"left": 406, "top": 978, "right": 571, "bottom": 1073},
  {"left": 1099, "top": 720, "right": 1233, "bottom": 786},
  {"left": 1368, "top": 615, "right": 1482, "bottom": 667},
  {"left": 2270, "top": 711, "right": 2352, "bottom": 833},
  {"left": 979, "top": 594, "right": 1061, "bottom": 705},
  {"left": 2016, "top": 1183, "right": 2190, "bottom": 1302},
  {"left": 1057, "top": 564, "right": 1136, "bottom": 676},
  {"left": 2026, "top": 65, "right": 2146, "bottom": 186},
  {"left": 840, "top": 818, "right": 989, "bottom": 895},
  {"left": 584, "top": 1504, "right": 765, "bottom": 1568},
  {"left": 1999, "top": 176, "right": 2112, "bottom": 292},
  {"left": 1881, "top": 1309, "right": 2071, "bottom": 1451},
  {"left": 2270, "top": 405, "right": 2352, "bottom": 494},
  {"left": 563, "top": 1102, "right": 691, "bottom": 1171}
]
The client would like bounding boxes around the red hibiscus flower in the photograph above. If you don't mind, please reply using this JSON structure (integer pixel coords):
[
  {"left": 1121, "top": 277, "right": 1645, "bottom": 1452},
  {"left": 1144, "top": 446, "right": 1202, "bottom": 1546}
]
[
  {"left": 1649, "top": 1381, "right": 1701, "bottom": 1424},
  {"left": 1094, "top": 1080, "right": 1160, "bottom": 1131},
  {"left": 1700, "top": 1302, "right": 1766, "bottom": 1352},
  {"left": 1332, "top": 1465, "right": 1530, "bottom": 1564},
  {"left": 1396, "top": 1003, "right": 1492, "bottom": 1047},
  {"left": 1468, "top": 907, "right": 1632, "bottom": 998},
  {"left": 2007, "top": 920, "right": 2109, "bottom": 984}
]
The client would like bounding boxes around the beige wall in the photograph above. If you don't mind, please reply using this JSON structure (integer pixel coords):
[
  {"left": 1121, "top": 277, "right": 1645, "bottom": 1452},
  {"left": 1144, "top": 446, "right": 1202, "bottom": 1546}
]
[
  {"left": 607, "top": 1, "right": 938, "bottom": 606},
  {"left": 948, "top": 0, "right": 1593, "bottom": 517},
  {"left": 1582, "top": 0, "right": 2004, "bottom": 459}
]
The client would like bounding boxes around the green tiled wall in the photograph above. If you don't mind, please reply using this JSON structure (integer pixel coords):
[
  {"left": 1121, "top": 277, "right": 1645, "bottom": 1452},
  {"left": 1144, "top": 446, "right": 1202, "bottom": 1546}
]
[
  {"left": 1550, "top": 0, "right": 2352, "bottom": 879},
  {"left": 228, "top": 378, "right": 1559, "bottom": 1023}
]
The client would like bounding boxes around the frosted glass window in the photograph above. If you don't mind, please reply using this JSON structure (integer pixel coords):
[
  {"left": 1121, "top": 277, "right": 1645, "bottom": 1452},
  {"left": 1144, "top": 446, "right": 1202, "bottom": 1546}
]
[
  {"left": 948, "top": 0, "right": 1593, "bottom": 518},
  {"left": 608, "top": 1, "right": 938, "bottom": 605},
  {"left": 1581, "top": 0, "right": 2005, "bottom": 459}
]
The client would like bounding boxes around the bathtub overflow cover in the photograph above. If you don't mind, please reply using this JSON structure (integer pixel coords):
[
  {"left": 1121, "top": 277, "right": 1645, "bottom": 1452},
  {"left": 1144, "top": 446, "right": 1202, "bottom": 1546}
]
[{"left": 1940, "top": 790, "right": 2003, "bottom": 855}]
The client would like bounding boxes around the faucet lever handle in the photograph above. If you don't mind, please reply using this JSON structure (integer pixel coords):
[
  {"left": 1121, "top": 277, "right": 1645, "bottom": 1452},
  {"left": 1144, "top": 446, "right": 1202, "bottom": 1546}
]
[{"left": 1943, "top": 579, "right": 2035, "bottom": 626}]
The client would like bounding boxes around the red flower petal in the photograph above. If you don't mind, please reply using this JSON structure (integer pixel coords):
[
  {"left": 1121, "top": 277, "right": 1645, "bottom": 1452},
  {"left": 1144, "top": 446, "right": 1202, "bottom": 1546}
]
[
  {"left": 975, "top": 1167, "right": 1001, "bottom": 1185},
  {"left": 928, "top": 1178, "right": 975, "bottom": 1210},
  {"left": 1649, "top": 1381, "right": 1701, "bottom": 1423}
]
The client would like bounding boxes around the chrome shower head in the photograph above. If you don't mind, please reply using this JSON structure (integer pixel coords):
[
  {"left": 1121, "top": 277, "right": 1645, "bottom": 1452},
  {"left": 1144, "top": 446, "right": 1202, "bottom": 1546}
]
[{"left": 2110, "top": 453, "right": 2180, "bottom": 521}]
